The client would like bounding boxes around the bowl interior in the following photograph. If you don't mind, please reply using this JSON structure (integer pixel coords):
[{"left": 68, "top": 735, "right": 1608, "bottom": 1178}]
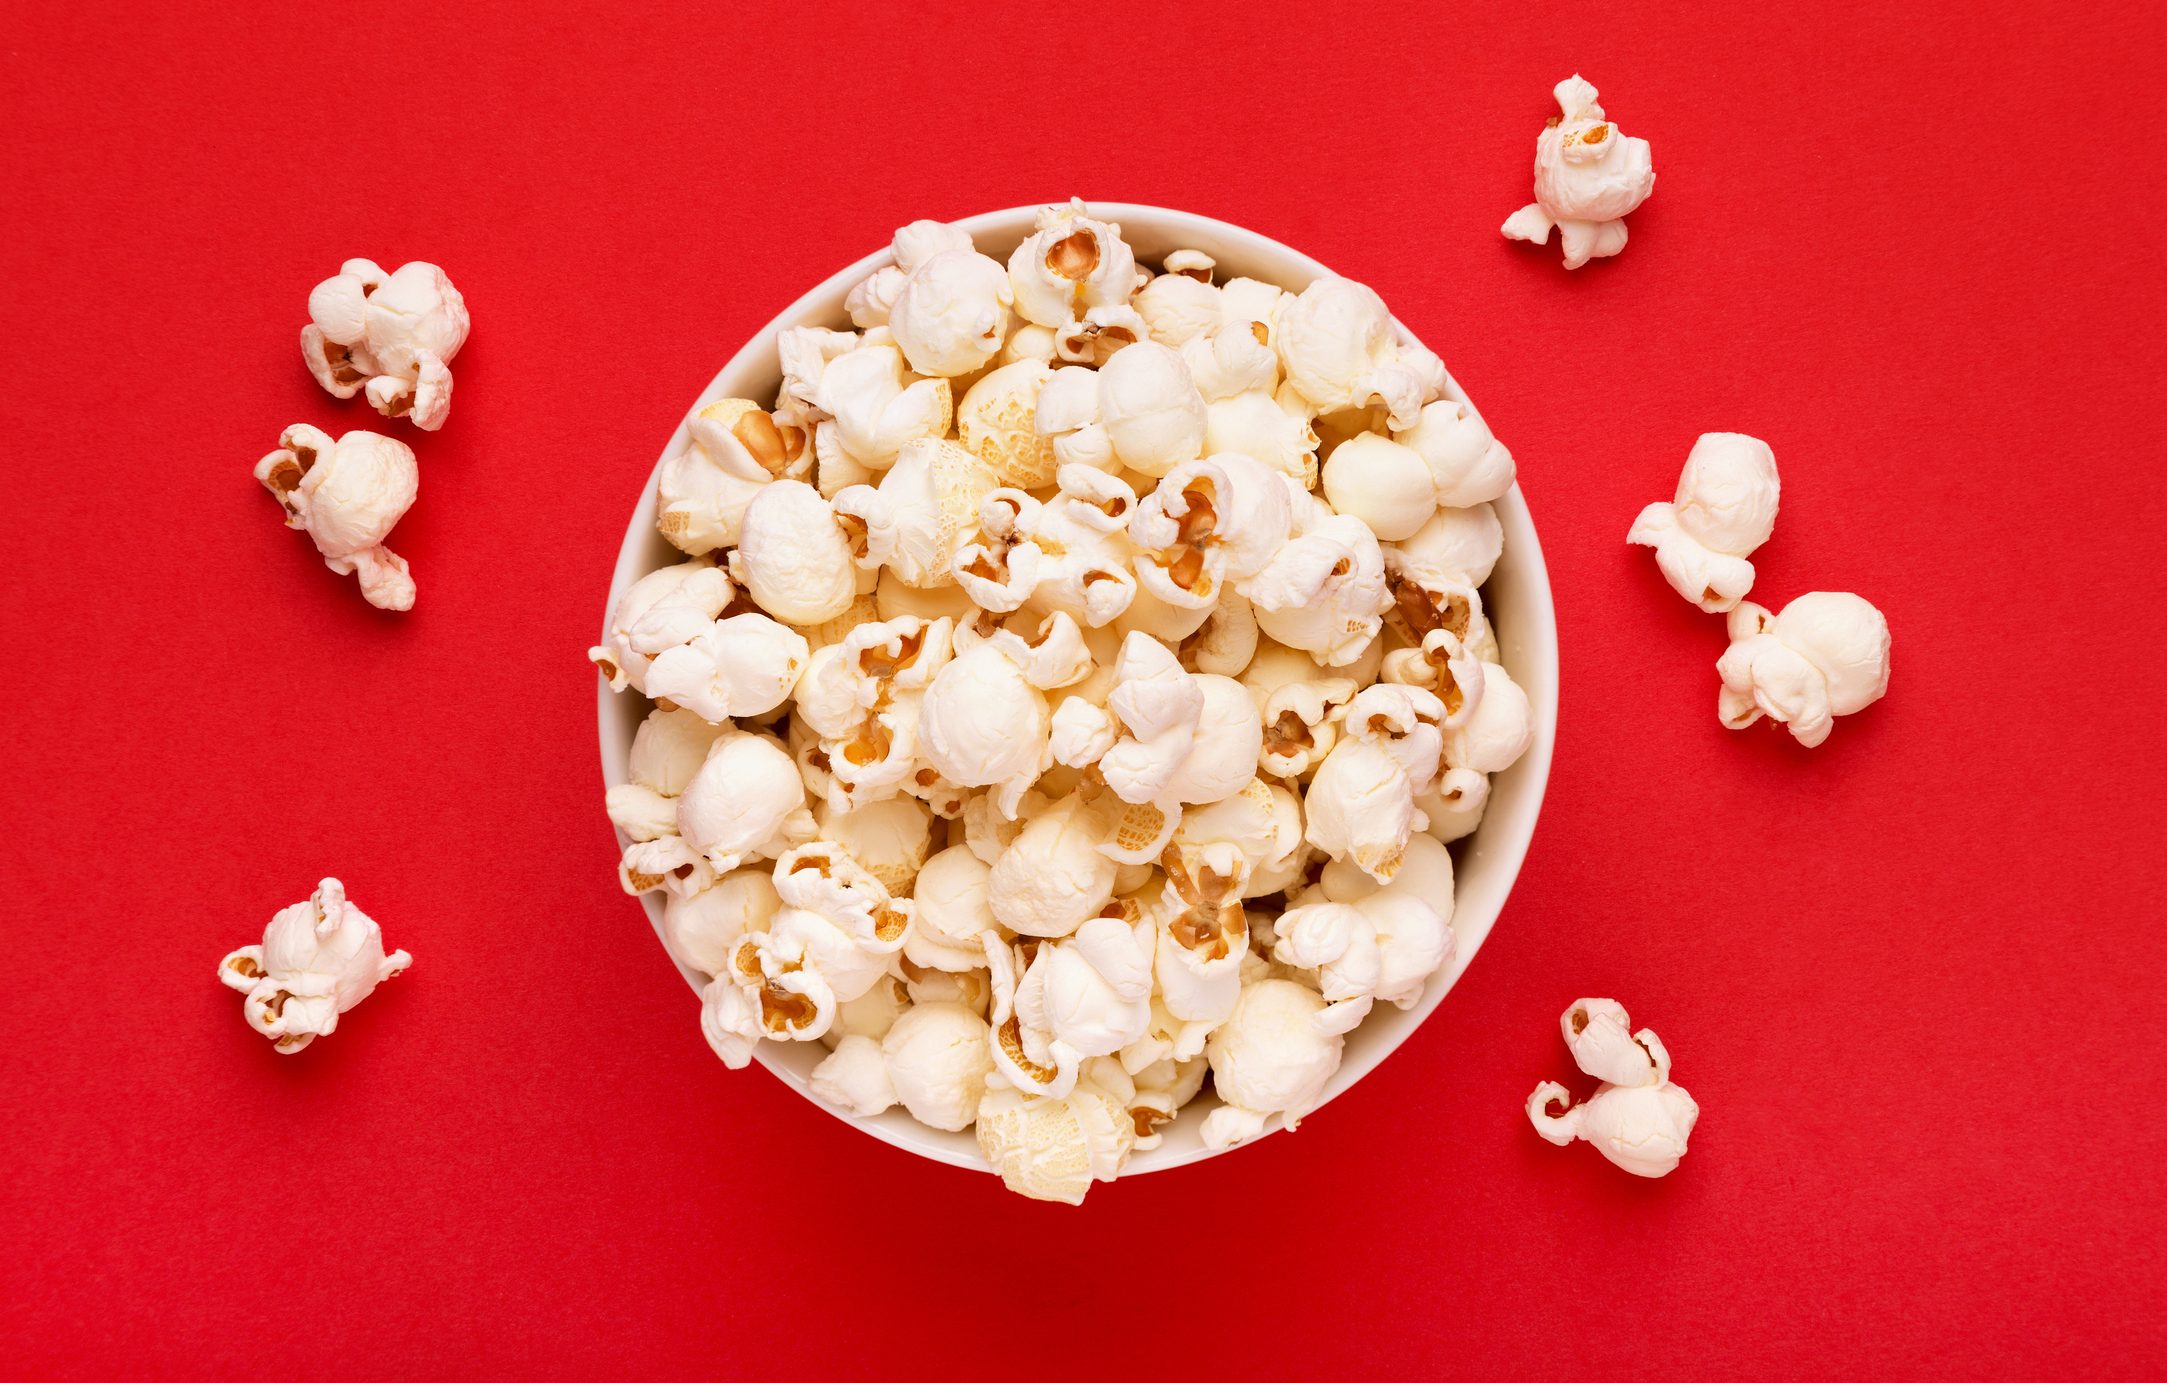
[{"left": 598, "top": 204, "right": 1558, "bottom": 1177}]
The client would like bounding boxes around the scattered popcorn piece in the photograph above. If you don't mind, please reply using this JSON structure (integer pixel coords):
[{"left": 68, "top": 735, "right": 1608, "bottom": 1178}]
[
  {"left": 1528, "top": 998, "right": 1698, "bottom": 1177},
  {"left": 301, "top": 260, "right": 469, "bottom": 430},
  {"left": 254, "top": 425, "right": 419, "bottom": 611},
  {"left": 1628, "top": 433, "right": 1781, "bottom": 612},
  {"left": 218, "top": 878, "right": 411, "bottom": 1053},
  {"left": 1716, "top": 593, "right": 1892, "bottom": 747},
  {"left": 1502, "top": 75, "right": 1656, "bottom": 269}
]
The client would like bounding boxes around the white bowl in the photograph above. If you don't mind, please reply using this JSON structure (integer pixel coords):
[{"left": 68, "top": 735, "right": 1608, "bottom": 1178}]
[{"left": 598, "top": 203, "right": 1558, "bottom": 1179}]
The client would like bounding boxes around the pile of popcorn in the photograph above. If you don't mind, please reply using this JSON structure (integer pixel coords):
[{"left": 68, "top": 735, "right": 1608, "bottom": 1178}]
[{"left": 593, "top": 201, "right": 1535, "bottom": 1203}]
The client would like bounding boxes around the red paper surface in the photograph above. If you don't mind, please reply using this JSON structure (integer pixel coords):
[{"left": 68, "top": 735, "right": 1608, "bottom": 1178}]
[{"left": 4, "top": 1, "right": 2163, "bottom": 1376}]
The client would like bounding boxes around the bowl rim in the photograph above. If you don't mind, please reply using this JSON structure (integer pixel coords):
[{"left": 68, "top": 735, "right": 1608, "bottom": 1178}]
[{"left": 597, "top": 201, "right": 1558, "bottom": 1178}]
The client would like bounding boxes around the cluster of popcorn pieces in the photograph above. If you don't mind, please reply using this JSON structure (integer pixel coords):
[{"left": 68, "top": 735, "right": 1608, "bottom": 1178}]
[
  {"left": 1527, "top": 998, "right": 1697, "bottom": 1177},
  {"left": 1502, "top": 76, "right": 1656, "bottom": 270},
  {"left": 596, "top": 200, "right": 1535, "bottom": 1202},
  {"left": 302, "top": 259, "right": 470, "bottom": 431},
  {"left": 255, "top": 260, "right": 469, "bottom": 611},
  {"left": 219, "top": 879, "right": 410, "bottom": 1054},
  {"left": 1629, "top": 433, "right": 1892, "bottom": 746}
]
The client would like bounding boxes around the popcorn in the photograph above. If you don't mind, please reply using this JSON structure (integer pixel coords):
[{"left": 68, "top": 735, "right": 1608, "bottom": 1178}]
[
  {"left": 956, "top": 359, "right": 1060, "bottom": 489},
  {"left": 1502, "top": 75, "right": 1657, "bottom": 270},
  {"left": 1381, "top": 629, "right": 1486, "bottom": 733},
  {"left": 1200, "top": 978, "right": 1344, "bottom": 1149},
  {"left": 703, "top": 923, "right": 841, "bottom": 1065},
  {"left": 1717, "top": 593, "right": 1892, "bottom": 747},
  {"left": 1445, "top": 659, "right": 1534, "bottom": 775},
  {"left": 1179, "top": 594, "right": 1258, "bottom": 677},
  {"left": 605, "top": 204, "right": 1539, "bottom": 1195},
  {"left": 814, "top": 340, "right": 954, "bottom": 471},
  {"left": 793, "top": 616, "right": 955, "bottom": 812},
  {"left": 1008, "top": 200, "right": 1139, "bottom": 331},
  {"left": 1274, "top": 276, "right": 1443, "bottom": 430},
  {"left": 880, "top": 1002, "right": 995, "bottom": 1130},
  {"left": 1185, "top": 321, "right": 1281, "bottom": 403},
  {"left": 1129, "top": 454, "right": 1294, "bottom": 610},
  {"left": 1134, "top": 271, "right": 1222, "bottom": 347},
  {"left": 809, "top": 1034, "right": 897, "bottom": 1116},
  {"left": 1305, "top": 733, "right": 1422, "bottom": 883},
  {"left": 1205, "top": 388, "right": 1318, "bottom": 488},
  {"left": 1628, "top": 433, "right": 1781, "bottom": 611},
  {"left": 641, "top": 613, "right": 810, "bottom": 723},
  {"left": 301, "top": 260, "right": 468, "bottom": 430},
  {"left": 833, "top": 975, "right": 913, "bottom": 1043},
  {"left": 1394, "top": 399, "right": 1515, "bottom": 508},
  {"left": 889, "top": 242, "right": 1015, "bottom": 378},
  {"left": 1320, "top": 433, "right": 1438, "bottom": 542},
  {"left": 1278, "top": 834, "right": 1454, "bottom": 1030},
  {"left": 904, "top": 844, "right": 1001, "bottom": 972},
  {"left": 254, "top": 425, "right": 419, "bottom": 611},
  {"left": 677, "top": 729, "right": 815, "bottom": 875},
  {"left": 848, "top": 437, "right": 997, "bottom": 592},
  {"left": 975, "top": 1076, "right": 1137, "bottom": 1205},
  {"left": 813, "top": 796, "right": 932, "bottom": 897},
  {"left": 657, "top": 399, "right": 811, "bottom": 554},
  {"left": 919, "top": 634, "right": 1066, "bottom": 817},
  {"left": 1012, "top": 913, "right": 1156, "bottom": 1061},
  {"left": 1256, "top": 675, "right": 1358, "bottom": 779},
  {"left": 1528, "top": 998, "right": 1698, "bottom": 1177},
  {"left": 1391, "top": 502, "right": 1504, "bottom": 590},
  {"left": 1248, "top": 513, "right": 1392, "bottom": 666},
  {"left": 1148, "top": 844, "right": 1253, "bottom": 1057},
  {"left": 987, "top": 791, "right": 1119, "bottom": 937},
  {"left": 1098, "top": 633, "right": 1262, "bottom": 810},
  {"left": 590, "top": 559, "right": 732, "bottom": 693},
  {"left": 663, "top": 869, "right": 780, "bottom": 977},
  {"left": 608, "top": 707, "right": 728, "bottom": 894},
  {"left": 1049, "top": 697, "right": 1119, "bottom": 768},
  {"left": 1095, "top": 341, "right": 1208, "bottom": 477},
  {"left": 728, "top": 479, "right": 863, "bottom": 625},
  {"left": 219, "top": 878, "right": 410, "bottom": 1053},
  {"left": 848, "top": 220, "right": 972, "bottom": 328}
]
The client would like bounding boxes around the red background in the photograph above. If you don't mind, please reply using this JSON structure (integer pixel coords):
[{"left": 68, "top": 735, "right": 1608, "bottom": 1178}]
[{"left": 4, "top": 1, "right": 2163, "bottom": 1376}]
